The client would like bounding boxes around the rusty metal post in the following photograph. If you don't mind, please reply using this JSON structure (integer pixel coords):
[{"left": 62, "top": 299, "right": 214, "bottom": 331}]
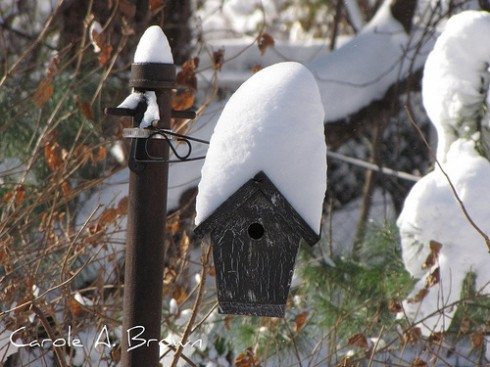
[{"left": 120, "top": 63, "right": 175, "bottom": 366}]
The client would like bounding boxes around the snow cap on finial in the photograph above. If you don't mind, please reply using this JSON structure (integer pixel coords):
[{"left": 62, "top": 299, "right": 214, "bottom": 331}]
[{"left": 134, "top": 25, "right": 173, "bottom": 64}]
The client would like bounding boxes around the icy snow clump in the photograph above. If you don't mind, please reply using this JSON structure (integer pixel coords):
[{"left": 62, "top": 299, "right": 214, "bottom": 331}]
[
  {"left": 195, "top": 62, "right": 327, "bottom": 233},
  {"left": 117, "top": 91, "right": 160, "bottom": 128},
  {"left": 422, "top": 10, "right": 490, "bottom": 162}
]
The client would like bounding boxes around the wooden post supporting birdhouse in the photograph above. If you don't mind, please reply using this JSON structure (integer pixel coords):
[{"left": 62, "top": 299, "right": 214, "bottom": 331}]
[{"left": 194, "top": 171, "right": 319, "bottom": 317}]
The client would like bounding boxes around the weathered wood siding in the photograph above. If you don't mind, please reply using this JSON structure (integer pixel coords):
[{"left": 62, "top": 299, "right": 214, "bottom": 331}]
[{"left": 211, "top": 191, "right": 301, "bottom": 317}]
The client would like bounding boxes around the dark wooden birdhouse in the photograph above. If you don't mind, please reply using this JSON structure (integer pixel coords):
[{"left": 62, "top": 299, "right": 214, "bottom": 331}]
[{"left": 194, "top": 171, "right": 320, "bottom": 318}]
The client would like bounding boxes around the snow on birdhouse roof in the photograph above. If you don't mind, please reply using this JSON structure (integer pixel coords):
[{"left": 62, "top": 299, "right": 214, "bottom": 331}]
[
  {"left": 134, "top": 25, "right": 173, "bottom": 64},
  {"left": 195, "top": 62, "right": 327, "bottom": 234}
]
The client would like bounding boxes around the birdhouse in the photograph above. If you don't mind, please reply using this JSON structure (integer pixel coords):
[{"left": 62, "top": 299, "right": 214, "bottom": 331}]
[
  {"left": 194, "top": 171, "right": 320, "bottom": 317},
  {"left": 194, "top": 62, "right": 327, "bottom": 317}
]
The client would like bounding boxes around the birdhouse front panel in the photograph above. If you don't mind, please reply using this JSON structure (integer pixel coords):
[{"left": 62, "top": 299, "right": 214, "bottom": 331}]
[{"left": 211, "top": 190, "right": 302, "bottom": 317}]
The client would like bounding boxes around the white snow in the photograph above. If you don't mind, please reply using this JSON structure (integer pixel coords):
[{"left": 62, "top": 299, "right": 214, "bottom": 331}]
[
  {"left": 344, "top": 0, "right": 365, "bottom": 31},
  {"left": 195, "top": 62, "right": 327, "bottom": 233},
  {"left": 397, "top": 10, "right": 490, "bottom": 336},
  {"left": 422, "top": 10, "right": 490, "bottom": 162},
  {"left": 0, "top": 323, "right": 18, "bottom": 362},
  {"left": 117, "top": 91, "right": 142, "bottom": 110},
  {"left": 89, "top": 21, "right": 103, "bottom": 53},
  {"left": 133, "top": 25, "right": 173, "bottom": 64},
  {"left": 308, "top": 1, "right": 425, "bottom": 122},
  {"left": 117, "top": 91, "right": 160, "bottom": 128},
  {"left": 397, "top": 139, "right": 490, "bottom": 335},
  {"left": 322, "top": 189, "right": 396, "bottom": 255}
]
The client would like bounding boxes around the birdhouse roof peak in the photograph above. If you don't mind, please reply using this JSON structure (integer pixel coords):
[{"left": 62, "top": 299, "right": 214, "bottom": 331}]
[{"left": 194, "top": 171, "right": 320, "bottom": 246}]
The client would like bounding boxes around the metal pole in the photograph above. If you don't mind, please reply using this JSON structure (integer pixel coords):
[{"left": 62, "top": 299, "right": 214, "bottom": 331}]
[{"left": 120, "top": 63, "right": 175, "bottom": 367}]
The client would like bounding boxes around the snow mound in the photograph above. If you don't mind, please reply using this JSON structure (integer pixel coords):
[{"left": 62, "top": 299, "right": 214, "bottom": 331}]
[
  {"left": 422, "top": 10, "right": 490, "bottom": 162},
  {"left": 308, "top": 2, "right": 422, "bottom": 122},
  {"left": 195, "top": 62, "right": 327, "bottom": 233},
  {"left": 117, "top": 91, "right": 159, "bottom": 128},
  {"left": 134, "top": 25, "right": 173, "bottom": 64},
  {"left": 397, "top": 139, "right": 490, "bottom": 335}
]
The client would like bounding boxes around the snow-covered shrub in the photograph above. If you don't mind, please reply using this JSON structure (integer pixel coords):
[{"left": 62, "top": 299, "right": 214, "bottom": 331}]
[{"left": 398, "top": 10, "right": 490, "bottom": 336}]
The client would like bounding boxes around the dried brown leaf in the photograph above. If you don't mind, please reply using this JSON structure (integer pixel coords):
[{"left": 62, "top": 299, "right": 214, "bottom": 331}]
[
  {"left": 67, "top": 297, "right": 84, "bottom": 318},
  {"left": 33, "top": 78, "right": 54, "bottom": 107},
  {"left": 430, "top": 240, "right": 443, "bottom": 253},
  {"left": 459, "top": 318, "right": 471, "bottom": 334},
  {"left": 95, "top": 146, "right": 107, "bottom": 162},
  {"left": 429, "top": 332, "right": 443, "bottom": 344},
  {"left": 212, "top": 49, "right": 224, "bottom": 71},
  {"left": 471, "top": 331, "right": 484, "bottom": 348},
  {"left": 404, "top": 327, "right": 422, "bottom": 344},
  {"left": 294, "top": 311, "right": 309, "bottom": 332},
  {"left": 411, "top": 358, "right": 428, "bottom": 367},
  {"left": 75, "top": 144, "right": 93, "bottom": 164},
  {"left": 235, "top": 347, "right": 259, "bottom": 367},
  {"left": 117, "top": 196, "right": 128, "bottom": 215},
  {"left": 166, "top": 216, "right": 181, "bottom": 235},
  {"left": 110, "top": 344, "right": 121, "bottom": 363},
  {"left": 172, "top": 286, "right": 188, "bottom": 305},
  {"left": 149, "top": 0, "right": 164, "bottom": 11},
  {"left": 163, "top": 267, "right": 177, "bottom": 285},
  {"left": 61, "top": 181, "right": 73, "bottom": 198},
  {"left": 407, "top": 288, "right": 429, "bottom": 304},
  {"left": 425, "top": 267, "right": 440, "bottom": 288},
  {"left": 348, "top": 333, "right": 369, "bottom": 349},
  {"left": 176, "top": 57, "right": 199, "bottom": 89},
  {"left": 99, "top": 208, "right": 118, "bottom": 227},
  {"left": 172, "top": 88, "right": 195, "bottom": 111},
  {"left": 336, "top": 356, "right": 354, "bottom": 367},
  {"left": 76, "top": 96, "right": 94, "bottom": 121},
  {"left": 180, "top": 232, "right": 190, "bottom": 256},
  {"left": 422, "top": 240, "right": 443, "bottom": 269},
  {"left": 46, "top": 54, "right": 60, "bottom": 80},
  {"left": 258, "top": 32, "right": 274, "bottom": 55},
  {"left": 251, "top": 64, "right": 262, "bottom": 73},
  {"left": 119, "top": 0, "right": 136, "bottom": 18},
  {"left": 98, "top": 44, "right": 113, "bottom": 66},
  {"left": 388, "top": 299, "right": 403, "bottom": 313},
  {"left": 44, "top": 141, "right": 63, "bottom": 172}
]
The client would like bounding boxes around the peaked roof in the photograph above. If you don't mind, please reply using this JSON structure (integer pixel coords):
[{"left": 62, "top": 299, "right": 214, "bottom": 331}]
[{"left": 194, "top": 171, "right": 320, "bottom": 246}]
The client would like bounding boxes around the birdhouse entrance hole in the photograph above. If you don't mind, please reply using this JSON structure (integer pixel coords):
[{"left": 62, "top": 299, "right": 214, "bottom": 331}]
[{"left": 248, "top": 222, "right": 264, "bottom": 240}]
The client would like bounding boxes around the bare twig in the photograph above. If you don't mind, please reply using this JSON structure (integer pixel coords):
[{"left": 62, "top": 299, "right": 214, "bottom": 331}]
[
  {"left": 31, "top": 304, "right": 68, "bottom": 367},
  {"left": 169, "top": 243, "right": 212, "bottom": 367}
]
